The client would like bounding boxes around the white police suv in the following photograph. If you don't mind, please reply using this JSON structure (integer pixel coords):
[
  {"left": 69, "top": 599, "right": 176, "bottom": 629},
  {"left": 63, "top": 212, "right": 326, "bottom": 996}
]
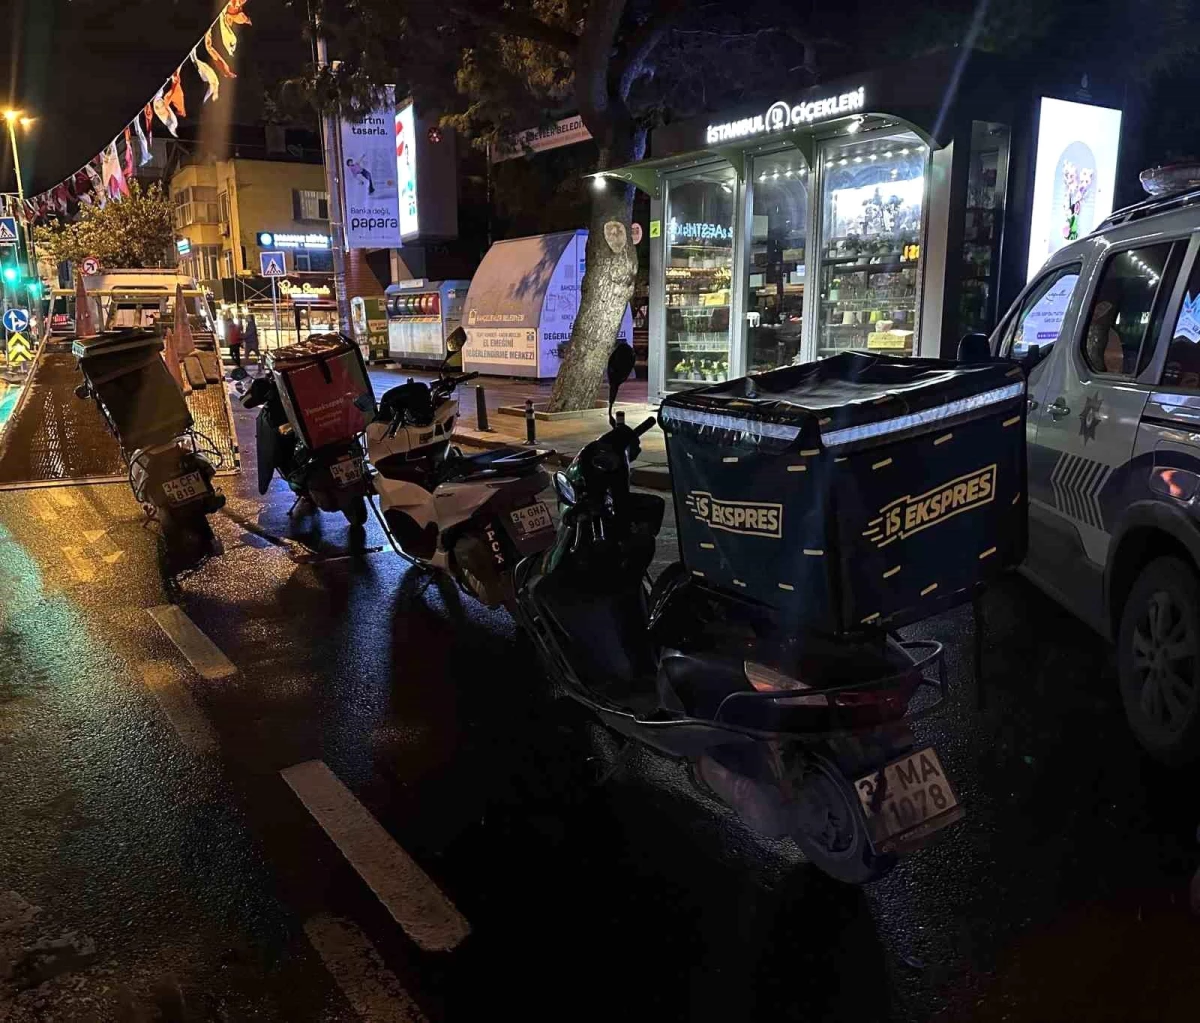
[{"left": 993, "top": 188, "right": 1200, "bottom": 764}]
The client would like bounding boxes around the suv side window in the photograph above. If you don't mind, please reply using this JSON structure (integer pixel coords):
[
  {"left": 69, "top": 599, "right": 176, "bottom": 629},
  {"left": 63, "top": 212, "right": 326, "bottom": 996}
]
[
  {"left": 1160, "top": 250, "right": 1200, "bottom": 391},
  {"left": 1081, "top": 242, "right": 1177, "bottom": 378},
  {"left": 1001, "top": 265, "right": 1082, "bottom": 363}
]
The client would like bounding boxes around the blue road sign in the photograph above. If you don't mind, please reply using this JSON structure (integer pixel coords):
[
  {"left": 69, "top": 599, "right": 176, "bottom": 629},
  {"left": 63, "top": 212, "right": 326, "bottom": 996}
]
[
  {"left": 260, "top": 251, "right": 287, "bottom": 277},
  {"left": 0, "top": 218, "right": 17, "bottom": 246},
  {"left": 3, "top": 307, "right": 29, "bottom": 332}
]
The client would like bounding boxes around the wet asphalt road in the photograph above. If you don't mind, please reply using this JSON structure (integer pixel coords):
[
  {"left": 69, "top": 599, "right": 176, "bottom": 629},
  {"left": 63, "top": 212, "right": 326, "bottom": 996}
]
[{"left": 2, "top": 385, "right": 1200, "bottom": 1021}]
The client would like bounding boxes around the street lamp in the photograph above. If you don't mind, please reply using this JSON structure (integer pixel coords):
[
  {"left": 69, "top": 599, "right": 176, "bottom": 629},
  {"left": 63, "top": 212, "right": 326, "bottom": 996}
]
[{"left": 3, "top": 109, "right": 37, "bottom": 274}]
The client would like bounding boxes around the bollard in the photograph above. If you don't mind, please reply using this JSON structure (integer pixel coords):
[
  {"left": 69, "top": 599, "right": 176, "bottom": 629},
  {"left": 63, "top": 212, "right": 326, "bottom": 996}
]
[
  {"left": 475, "top": 384, "right": 492, "bottom": 432},
  {"left": 525, "top": 399, "right": 536, "bottom": 444}
]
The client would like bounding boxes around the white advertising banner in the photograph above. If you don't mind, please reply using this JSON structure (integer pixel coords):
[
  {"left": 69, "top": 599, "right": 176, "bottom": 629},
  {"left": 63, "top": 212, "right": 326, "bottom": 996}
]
[
  {"left": 1027, "top": 97, "right": 1123, "bottom": 281},
  {"left": 340, "top": 87, "right": 402, "bottom": 249},
  {"left": 463, "top": 327, "right": 540, "bottom": 375},
  {"left": 491, "top": 115, "right": 592, "bottom": 163}
]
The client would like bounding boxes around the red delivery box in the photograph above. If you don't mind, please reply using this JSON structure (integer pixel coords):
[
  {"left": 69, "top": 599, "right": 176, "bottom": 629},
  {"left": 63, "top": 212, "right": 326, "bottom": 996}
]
[{"left": 268, "top": 334, "right": 376, "bottom": 451}]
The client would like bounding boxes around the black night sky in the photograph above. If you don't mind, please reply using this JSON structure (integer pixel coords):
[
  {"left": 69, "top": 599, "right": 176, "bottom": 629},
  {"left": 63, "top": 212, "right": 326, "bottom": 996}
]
[{"left": 1, "top": 0, "right": 311, "bottom": 195}]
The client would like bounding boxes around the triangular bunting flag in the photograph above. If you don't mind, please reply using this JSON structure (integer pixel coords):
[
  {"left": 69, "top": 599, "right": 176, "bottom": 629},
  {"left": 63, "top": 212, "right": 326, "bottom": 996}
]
[
  {"left": 123, "top": 125, "right": 136, "bottom": 180},
  {"left": 219, "top": 12, "right": 238, "bottom": 56},
  {"left": 102, "top": 142, "right": 129, "bottom": 199},
  {"left": 165, "top": 69, "right": 187, "bottom": 118},
  {"left": 152, "top": 87, "right": 178, "bottom": 137},
  {"left": 205, "top": 27, "right": 236, "bottom": 77},
  {"left": 192, "top": 48, "right": 220, "bottom": 103},
  {"left": 134, "top": 116, "right": 153, "bottom": 166},
  {"left": 226, "top": 0, "right": 252, "bottom": 26}
]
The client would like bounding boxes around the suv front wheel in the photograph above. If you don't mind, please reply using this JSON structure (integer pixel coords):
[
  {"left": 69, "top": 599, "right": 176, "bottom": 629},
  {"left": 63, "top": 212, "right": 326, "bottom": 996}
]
[{"left": 1117, "top": 556, "right": 1200, "bottom": 765}]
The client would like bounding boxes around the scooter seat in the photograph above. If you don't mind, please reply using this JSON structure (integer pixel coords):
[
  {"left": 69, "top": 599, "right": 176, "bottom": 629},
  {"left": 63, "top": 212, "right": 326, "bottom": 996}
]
[{"left": 440, "top": 446, "right": 554, "bottom": 481}]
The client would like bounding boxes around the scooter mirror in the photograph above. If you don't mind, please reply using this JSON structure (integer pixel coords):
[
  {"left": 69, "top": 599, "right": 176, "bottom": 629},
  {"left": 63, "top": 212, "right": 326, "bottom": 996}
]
[
  {"left": 446, "top": 325, "right": 467, "bottom": 352},
  {"left": 606, "top": 342, "right": 636, "bottom": 421},
  {"left": 352, "top": 391, "right": 376, "bottom": 414},
  {"left": 442, "top": 347, "right": 464, "bottom": 373}
]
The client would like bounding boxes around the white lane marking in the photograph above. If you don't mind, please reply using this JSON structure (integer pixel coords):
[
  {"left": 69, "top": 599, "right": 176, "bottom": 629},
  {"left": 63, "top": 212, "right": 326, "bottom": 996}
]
[
  {"left": 61, "top": 546, "right": 96, "bottom": 583},
  {"left": 304, "top": 915, "right": 427, "bottom": 1023},
  {"left": 142, "top": 661, "right": 217, "bottom": 754},
  {"left": 282, "top": 760, "right": 470, "bottom": 952},
  {"left": 33, "top": 494, "right": 58, "bottom": 523},
  {"left": 147, "top": 605, "right": 238, "bottom": 680}
]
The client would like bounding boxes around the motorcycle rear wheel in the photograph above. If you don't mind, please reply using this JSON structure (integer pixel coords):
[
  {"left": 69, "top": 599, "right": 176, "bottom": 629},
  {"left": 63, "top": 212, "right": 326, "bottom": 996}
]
[
  {"left": 791, "top": 758, "right": 895, "bottom": 885},
  {"left": 158, "top": 508, "right": 218, "bottom": 578}
]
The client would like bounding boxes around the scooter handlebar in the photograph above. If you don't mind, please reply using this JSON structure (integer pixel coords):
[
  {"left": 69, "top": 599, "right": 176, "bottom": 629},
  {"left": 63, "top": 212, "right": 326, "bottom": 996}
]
[{"left": 633, "top": 416, "right": 657, "bottom": 438}]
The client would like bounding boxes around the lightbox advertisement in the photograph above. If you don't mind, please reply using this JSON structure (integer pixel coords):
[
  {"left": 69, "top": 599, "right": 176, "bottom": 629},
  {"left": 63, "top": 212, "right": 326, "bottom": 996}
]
[
  {"left": 395, "top": 100, "right": 419, "bottom": 240},
  {"left": 339, "top": 86, "right": 401, "bottom": 248},
  {"left": 1026, "top": 97, "right": 1122, "bottom": 281}
]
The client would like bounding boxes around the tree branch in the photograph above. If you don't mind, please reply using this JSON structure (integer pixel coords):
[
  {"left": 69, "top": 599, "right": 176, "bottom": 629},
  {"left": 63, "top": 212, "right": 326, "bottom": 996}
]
[
  {"left": 442, "top": 2, "right": 579, "bottom": 53},
  {"left": 615, "top": 0, "right": 688, "bottom": 99}
]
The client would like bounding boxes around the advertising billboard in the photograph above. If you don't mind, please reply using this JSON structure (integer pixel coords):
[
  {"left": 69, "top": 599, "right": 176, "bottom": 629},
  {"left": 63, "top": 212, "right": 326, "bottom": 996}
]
[
  {"left": 1026, "top": 97, "right": 1122, "bottom": 281},
  {"left": 340, "top": 86, "right": 402, "bottom": 249},
  {"left": 395, "top": 100, "right": 419, "bottom": 240}
]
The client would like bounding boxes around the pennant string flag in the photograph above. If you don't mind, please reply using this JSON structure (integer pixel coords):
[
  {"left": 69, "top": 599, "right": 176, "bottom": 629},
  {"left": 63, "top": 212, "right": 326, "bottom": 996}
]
[
  {"left": 205, "top": 27, "right": 237, "bottom": 78},
  {"left": 25, "top": 0, "right": 251, "bottom": 225},
  {"left": 219, "top": 13, "right": 238, "bottom": 57},
  {"left": 165, "top": 69, "right": 187, "bottom": 119},
  {"left": 192, "top": 48, "right": 220, "bottom": 103}
]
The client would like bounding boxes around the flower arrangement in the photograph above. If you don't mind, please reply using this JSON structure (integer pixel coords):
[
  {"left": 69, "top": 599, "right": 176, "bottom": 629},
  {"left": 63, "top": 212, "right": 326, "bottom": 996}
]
[{"left": 1062, "top": 161, "right": 1094, "bottom": 241}]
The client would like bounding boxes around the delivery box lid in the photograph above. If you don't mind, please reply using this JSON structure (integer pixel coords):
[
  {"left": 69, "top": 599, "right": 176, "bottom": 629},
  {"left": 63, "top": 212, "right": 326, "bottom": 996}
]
[{"left": 660, "top": 352, "right": 1025, "bottom": 453}]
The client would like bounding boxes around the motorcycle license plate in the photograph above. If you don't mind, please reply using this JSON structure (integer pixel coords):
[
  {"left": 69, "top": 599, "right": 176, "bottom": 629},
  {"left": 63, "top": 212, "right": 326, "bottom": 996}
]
[
  {"left": 330, "top": 458, "right": 363, "bottom": 487},
  {"left": 163, "top": 471, "right": 205, "bottom": 507},
  {"left": 854, "top": 747, "right": 962, "bottom": 853},
  {"left": 510, "top": 501, "right": 553, "bottom": 538}
]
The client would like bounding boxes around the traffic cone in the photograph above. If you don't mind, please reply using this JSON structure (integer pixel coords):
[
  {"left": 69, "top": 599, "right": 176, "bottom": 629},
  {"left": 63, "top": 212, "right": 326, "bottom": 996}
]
[{"left": 74, "top": 270, "right": 96, "bottom": 336}]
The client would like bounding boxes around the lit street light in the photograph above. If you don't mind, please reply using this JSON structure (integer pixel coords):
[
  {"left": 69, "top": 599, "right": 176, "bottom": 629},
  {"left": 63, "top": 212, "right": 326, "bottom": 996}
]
[{"left": 3, "top": 108, "right": 38, "bottom": 277}]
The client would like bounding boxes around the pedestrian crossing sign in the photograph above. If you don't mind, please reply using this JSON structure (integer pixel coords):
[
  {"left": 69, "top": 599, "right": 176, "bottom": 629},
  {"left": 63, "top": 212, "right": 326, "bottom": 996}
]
[
  {"left": 260, "top": 251, "right": 286, "bottom": 277},
  {"left": 0, "top": 218, "right": 17, "bottom": 245},
  {"left": 6, "top": 331, "right": 31, "bottom": 364}
]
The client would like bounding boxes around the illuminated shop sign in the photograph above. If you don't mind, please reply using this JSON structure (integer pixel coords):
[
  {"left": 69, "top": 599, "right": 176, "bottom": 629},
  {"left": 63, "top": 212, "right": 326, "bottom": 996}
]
[
  {"left": 667, "top": 220, "right": 733, "bottom": 243},
  {"left": 278, "top": 279, "right": 333, "bottom": 301},
  {"left": 706, "top": 87, "right": 866, "bottom": 145},
  {"left": 257, "top": 231, "right": 331, "bottom": 250},
  {"left": 175, "top": 238, "right": 191, "bottom": 255}
]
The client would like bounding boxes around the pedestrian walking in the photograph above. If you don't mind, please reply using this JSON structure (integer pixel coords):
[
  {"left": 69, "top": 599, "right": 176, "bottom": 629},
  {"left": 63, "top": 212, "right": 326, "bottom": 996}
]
[
  {"left": 244, "top": 314, "right": 259, "bottom": 364},
  {"left": 226, "top": 317, "right": 243, "bottom": 369}
]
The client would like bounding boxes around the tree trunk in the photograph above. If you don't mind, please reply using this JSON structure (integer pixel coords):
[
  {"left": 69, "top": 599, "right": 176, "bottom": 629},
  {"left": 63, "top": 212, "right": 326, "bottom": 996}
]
[{"left": 547, "top": 175, "right": 638, "bottom": 412}]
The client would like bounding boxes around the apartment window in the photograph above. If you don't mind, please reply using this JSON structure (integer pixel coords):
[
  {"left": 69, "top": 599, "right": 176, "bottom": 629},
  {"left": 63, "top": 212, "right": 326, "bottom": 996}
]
[
  {"left": 223, "top": 249, "right": 235, "bottom": 277},
  {"left": 189, "top": 245, "right": 221, "bottom": 281},
  {"left": 294, "top": 249, "right": 333, "bottom": 272},
  {"left": 172, "top": 186, "right": 220, "bottom": 228},
  {"left": 293, "top": 189, "right": 329, "bottom": 222},
  {"left": 218, "top": 191, "right": 231, "bottom": 228}
]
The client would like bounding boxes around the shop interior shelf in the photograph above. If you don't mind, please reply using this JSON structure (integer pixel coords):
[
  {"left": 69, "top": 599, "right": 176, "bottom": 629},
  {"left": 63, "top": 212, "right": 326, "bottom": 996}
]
[
  {"left": 822, "top": 295, "right": 916, "bottom": 306},
  {"left": 665, "top": 303, "right": 730, "bottom": 311},
  {"left": 824, "top": 260, "right": 919, "bottom": 275},
  {"left": 667, "top": 377, "right": 728, "bottom": 388}
]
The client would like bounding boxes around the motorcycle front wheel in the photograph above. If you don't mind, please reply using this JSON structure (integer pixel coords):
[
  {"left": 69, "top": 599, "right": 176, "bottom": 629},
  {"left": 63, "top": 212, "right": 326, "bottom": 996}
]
[{"left": 791, "top": 758, "right": 895, "bottom": 885}]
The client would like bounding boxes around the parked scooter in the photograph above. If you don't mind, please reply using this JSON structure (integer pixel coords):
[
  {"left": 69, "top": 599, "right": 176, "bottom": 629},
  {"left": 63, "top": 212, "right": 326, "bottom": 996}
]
[
  {"left": 514, "top": 345, "right": 966, "bottom": 884},
  {"left": 366, "top": 340, "right": 556, "bottom": 607},
  {"left": 73, "top": 327, "right": 225, "bottom": 577},
  {"left": 241, "top": 369, "right": 372, "bottom": 532}
]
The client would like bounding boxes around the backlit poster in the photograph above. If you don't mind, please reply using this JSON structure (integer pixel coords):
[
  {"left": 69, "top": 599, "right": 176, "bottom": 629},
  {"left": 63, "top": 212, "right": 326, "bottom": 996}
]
[
  {"left": 340, "top": 86, "right": 401, "bottom": 248},
  {"left": 395, "top": 100, "right": 419, "bottom": 239},
  {"left": 1026, "top": 98, "right": 1122, "bottom": 281}
]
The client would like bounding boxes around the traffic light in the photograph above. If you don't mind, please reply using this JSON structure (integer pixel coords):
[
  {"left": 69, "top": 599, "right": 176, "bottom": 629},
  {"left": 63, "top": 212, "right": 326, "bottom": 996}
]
[
  {"left": 2, "top": 265, "right": 18, "bottom": 285},
  {"left": 26, "top": 280, "right": 41, "bottom": 298}
]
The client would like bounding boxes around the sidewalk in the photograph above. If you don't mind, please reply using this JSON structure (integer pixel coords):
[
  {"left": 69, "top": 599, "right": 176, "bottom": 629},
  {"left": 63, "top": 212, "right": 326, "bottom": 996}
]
[{"left": 366, "top": 365, "right": 671, "bottom": 491}]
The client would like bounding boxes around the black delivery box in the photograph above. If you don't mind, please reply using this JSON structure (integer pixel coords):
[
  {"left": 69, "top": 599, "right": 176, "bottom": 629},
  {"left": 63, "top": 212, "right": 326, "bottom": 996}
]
[
  {"left": 659, "top": 352, "right": 1027, "bottom": 635},
  {"left": 72, "top": 327, "right": 192, "bottom": 451}
]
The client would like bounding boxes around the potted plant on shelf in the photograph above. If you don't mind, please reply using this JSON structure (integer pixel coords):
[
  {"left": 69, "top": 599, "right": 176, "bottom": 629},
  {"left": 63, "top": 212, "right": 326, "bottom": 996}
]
[
  {"left": 829, "top": 277, "right": 842, "bottom": 302},
  {"left": 673, "top": 358, "right": 689, "bottom": 379}
]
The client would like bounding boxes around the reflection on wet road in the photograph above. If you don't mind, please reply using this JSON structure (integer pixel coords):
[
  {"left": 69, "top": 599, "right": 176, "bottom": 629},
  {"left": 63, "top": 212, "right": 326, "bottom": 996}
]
[{"left": 1, "top": 386, "right": 1199, "bottom": 1021}]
